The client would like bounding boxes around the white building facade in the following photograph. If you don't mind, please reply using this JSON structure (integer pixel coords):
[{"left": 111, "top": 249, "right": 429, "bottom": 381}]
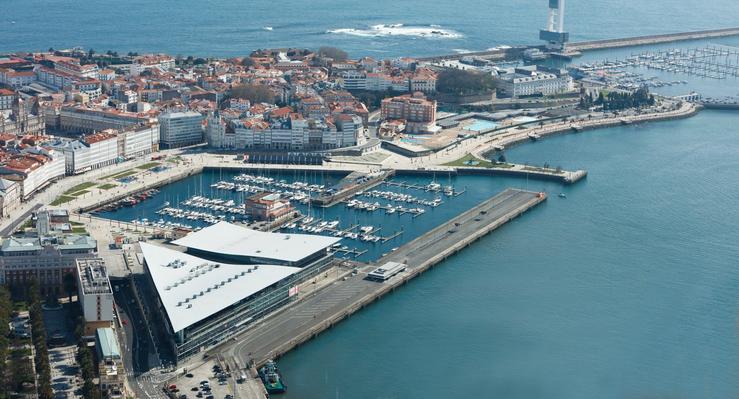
[{"left": 159, "top": 111, "right": 204, "bottom": 149}]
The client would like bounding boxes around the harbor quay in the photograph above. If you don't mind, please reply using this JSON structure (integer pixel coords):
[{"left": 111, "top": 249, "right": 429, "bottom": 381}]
[{"left": 192, "top": 189, "right": 546, "bottom": 369}]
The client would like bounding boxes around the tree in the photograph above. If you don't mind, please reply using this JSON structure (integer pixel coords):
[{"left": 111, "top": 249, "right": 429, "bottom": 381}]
[
  {"left": 437, "top": 69, "right": 496, "bottom": 95},
  {"left": 231, "top": 84, "right": 275, "bottom": 104},
  {"left": 317, "top": 46, "right": 348, "bottom": 62},
  {"left": 63, "top": 272, "right": 76, "bottom": 302},
  {"left": 88, "top": 48, "right": 95, "bottom": 58},
  {"left": 498, "top": 154, "right": 506, "bottom": 163},
  {"left": 240, "top": 57, "right": 255, "bottom": 67}
]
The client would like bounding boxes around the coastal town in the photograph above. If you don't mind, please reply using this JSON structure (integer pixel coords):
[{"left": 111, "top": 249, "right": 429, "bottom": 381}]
[{"left": 0, "top": 5, "right": 733, "bottom": 396}]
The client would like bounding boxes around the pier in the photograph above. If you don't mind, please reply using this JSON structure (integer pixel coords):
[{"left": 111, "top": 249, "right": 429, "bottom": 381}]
[
  {"left": 211, "top": 188, "right": 546, "bottom": 368},
  {"left": 569, "top": 27, "right": 739, "bottom": 52},
  {"left": 312, "top": 170, "right": 395, "bottom": 207}
]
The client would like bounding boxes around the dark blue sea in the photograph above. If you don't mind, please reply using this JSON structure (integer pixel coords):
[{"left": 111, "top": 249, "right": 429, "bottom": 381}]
[
  {"left": 2, "top": 0, "right": 738, "bottom": 58},
  {"left": 6, "top": 1, "right": 739, "bottom": 397}
]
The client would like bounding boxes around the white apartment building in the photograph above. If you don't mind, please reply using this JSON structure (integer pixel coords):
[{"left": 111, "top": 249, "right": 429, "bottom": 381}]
[
  {"left": 120, "top": 123, "right": 159, "bottom": 159},
  {"left": 0, "top": 69, "right": 36, "bottom": 88},
  {"left": 334, "top": 114, "right": 362, "bottom": 147},
  {"left": 77, "top": 258, "right": 114, "bottom": 332},
  {"left": 55, "top": 61, "right": 100, "bottom": 80},
  {"left": 159, "top": 111, "right": 204, "bottom": 149},
  {"left": 35, "top": 66, "right": 77, "bottom": 89},
  {"left": 60, "top": 132, "right": 119, "bottom": 175},
  {"left": 0, "top": 150, "right": 65, "bottom": 200},
  {"left": 232, "top": 116, "right": 358, "bottom": 151},
  {"left": 338, "top": 71, "right": 367, "bottom": 90}
]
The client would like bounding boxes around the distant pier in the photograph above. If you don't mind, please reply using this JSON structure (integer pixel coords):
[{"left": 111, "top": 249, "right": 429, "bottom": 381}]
[
  {"left": 569, "top": 27, "right": 739, "bottom": 52},
  {"left": 417, "top": 27, "right": 739, "bottom": 62}
]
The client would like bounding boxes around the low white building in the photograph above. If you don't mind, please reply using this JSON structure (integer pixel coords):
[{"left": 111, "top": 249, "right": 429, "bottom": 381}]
[{"left": 495, "top": 66, "right": 574, "bottom": 98}]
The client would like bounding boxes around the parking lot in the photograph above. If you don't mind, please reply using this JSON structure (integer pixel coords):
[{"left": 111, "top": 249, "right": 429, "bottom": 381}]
[{"left": 166, "top": 359, "right": 236, "bottom": 399}]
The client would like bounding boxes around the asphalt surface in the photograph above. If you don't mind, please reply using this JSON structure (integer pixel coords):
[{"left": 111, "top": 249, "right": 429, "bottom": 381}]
[{"left": 0, "top": 202, "right": 42, "bottom": 236}]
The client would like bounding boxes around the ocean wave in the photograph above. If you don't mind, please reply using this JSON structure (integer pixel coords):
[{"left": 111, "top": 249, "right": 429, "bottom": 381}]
[{"left": 327, "top": 24, "right": 462, "bottom": 39}]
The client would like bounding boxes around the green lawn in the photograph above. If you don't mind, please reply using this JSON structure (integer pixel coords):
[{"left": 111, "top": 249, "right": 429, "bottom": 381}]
[
  {"left": 103, "top": 169, "right": 136, "bottom": 180},
  {"left": 136, "top": 162, "right": 161, "bottom": 170},
  {"left": 71, "top": 227, "right": 88, "bottom": 234},
  {"left": 443, "top": 153, "right": 513, "bottom": 169},
  {"left": 64, "top": 182, "right": 96, "bottom": 195},
  {"left": 72, "top": 190, "right": 90, "bottom": 197},
  {"left": 50, "top": 195, "right": 75, "bottom": 206},
  {"left": 98, "top": 183, "right": 117, "bottom": 190}
]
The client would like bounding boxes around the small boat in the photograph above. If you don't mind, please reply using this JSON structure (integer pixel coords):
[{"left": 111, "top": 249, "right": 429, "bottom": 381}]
[
  {"left": 259, "top": 360, "right": 286, "bottom": 394},
  {"left": 558, "top": 193, "right": 567, "bottom": 198}
]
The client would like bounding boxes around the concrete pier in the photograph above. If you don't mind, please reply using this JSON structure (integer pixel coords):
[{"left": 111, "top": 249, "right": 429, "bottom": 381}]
[
  {"left": 210, "top": 189, "right": 546, "bottom": 369},
  {"left": 569, "top": 27, "right": 739, "bottom": 52},
  {"left": 312, "top": 170, "right": 395, "bottom": 207}
]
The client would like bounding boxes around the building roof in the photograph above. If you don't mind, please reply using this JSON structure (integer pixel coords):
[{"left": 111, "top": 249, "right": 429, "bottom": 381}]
[
  {"left": 77, "top": 258, "right": 112, "bottom": 295},
  {"left": 1, "top": 237, "right": 42, "bottom": 252},
  {"left": 140, "top": 242, "right": 301, "bottom": 332},
  {"left": 96, "top": 327, "right": 121, "bottom": 359},
  {"left": 171, "top": 221, "right": 339, "bottom": 264}
]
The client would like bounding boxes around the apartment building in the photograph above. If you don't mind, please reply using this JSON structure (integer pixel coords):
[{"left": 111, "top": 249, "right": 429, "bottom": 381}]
[
  {"left": 59, "top": 131, "right": 119, "bottom": 174},
  {"left": 0, "top": 150, "right": 66, "bottom": 200},
  {"left": 380, "top": 92, "right": 437, "bottom": 133},
  {"left": 58, "top": 106, "right": 153, "bottom": 133}
]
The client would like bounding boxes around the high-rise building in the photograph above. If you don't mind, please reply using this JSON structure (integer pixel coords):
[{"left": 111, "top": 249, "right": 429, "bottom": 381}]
[
  {"left": 77, "top": 258, "right": 114, "bottom": 334},
  {"left": 158, "top": 111, "right": 204, "bottom": 149}
]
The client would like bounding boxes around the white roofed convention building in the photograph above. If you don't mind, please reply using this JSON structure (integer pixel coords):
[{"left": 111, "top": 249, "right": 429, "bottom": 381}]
[{"left": 140, "top": 222, "right": 339, "bottom": 363}]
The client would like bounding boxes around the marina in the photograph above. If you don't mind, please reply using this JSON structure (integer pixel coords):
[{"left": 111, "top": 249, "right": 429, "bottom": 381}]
[{"left": 93, "top": 169, "right": 494, "bottom": 262}]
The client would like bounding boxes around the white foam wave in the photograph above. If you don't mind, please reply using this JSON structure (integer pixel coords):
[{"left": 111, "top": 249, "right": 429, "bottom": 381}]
[{"left": 327, "top": 24, "right": 462, "bottom": 39}]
